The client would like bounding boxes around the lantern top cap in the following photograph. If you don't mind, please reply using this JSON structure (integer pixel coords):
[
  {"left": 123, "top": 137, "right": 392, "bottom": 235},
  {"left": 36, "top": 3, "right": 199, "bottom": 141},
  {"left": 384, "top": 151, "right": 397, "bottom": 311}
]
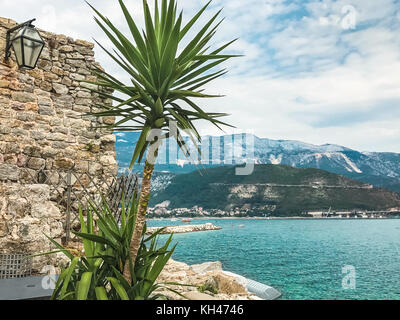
[
  {"left": 11, "top": 23, "right": 44, "bottom": 43},
  {"left": 6, "top": 18, "right": 36, "bottom": 35}
]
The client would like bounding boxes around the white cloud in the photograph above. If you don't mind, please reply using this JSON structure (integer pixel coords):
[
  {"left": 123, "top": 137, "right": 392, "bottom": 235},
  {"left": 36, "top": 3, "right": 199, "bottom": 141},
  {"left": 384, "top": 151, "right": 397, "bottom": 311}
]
[{"left": 1, "top": 0, "right": 400, "bottom": 152}]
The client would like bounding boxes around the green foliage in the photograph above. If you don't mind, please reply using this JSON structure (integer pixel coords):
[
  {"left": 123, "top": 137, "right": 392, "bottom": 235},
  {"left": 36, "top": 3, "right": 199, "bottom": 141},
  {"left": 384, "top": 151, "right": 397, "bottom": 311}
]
[
  {"left": 198, "top": 282, "right": 218, "bottom": 295},
  {"left": 46, "top": 198, "right": 176, "bottom": 300},
  {"left": 85, "top": 142, "right": 96, "bottom": 152},
  {"left": 85, "top": 0, "right": 238, "bottom": 168}
]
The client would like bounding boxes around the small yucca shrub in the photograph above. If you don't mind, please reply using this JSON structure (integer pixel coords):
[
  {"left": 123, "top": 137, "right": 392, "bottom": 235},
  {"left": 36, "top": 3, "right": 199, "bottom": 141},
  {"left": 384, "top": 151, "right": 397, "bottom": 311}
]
[{"left": 45, "top": 197, "right": 176, "bottom": 300}]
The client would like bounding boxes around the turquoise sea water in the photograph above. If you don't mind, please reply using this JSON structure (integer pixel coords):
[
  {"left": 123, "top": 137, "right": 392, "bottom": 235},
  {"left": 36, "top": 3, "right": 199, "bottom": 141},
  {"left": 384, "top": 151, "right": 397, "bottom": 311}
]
[{"left": 147, "top": 218, "right": 400, "bottom": 300}]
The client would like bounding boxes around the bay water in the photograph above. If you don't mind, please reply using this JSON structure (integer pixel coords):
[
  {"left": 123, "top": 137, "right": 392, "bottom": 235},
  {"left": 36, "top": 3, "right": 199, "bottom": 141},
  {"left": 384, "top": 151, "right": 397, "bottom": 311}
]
[{"left": 148, "top": 218, "right": 400, "bottom": 300}]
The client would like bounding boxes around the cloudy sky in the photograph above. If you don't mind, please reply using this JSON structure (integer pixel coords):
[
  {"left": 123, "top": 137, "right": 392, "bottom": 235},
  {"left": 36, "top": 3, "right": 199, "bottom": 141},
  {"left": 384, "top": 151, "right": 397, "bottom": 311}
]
[{"left": 1, "top": 0, "right": 400, "bottom": 152}]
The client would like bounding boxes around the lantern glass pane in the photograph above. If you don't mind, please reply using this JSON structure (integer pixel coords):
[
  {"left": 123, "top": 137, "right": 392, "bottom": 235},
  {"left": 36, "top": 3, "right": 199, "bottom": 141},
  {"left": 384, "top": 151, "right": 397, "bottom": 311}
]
[
  {"left": 11, "top": 28, "right": 24, "bottom": 40},
  {"left": 23, "top": 27, "right": 43, "bottom": 41},
  {"left": 23, "top": 38, "right": 43, "bottom": 68},
  {"left": 11, "top": 37, "right": 23, "bottom": 66}
]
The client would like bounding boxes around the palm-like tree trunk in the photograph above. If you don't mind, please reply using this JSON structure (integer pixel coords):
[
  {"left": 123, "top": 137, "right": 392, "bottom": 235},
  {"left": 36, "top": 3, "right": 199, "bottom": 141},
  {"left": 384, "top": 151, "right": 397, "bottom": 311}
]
[
  {"left": 90, "top": 0, "right": 237, "bottom": 285},
  {"left": 123, "top": 159, "right": 155, "bottom": 281}
]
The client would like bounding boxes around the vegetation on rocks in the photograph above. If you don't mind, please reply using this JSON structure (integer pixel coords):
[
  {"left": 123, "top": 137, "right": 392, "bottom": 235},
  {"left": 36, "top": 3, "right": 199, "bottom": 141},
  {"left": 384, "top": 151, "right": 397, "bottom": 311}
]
[{"left": 156, "top": 259, "right": 260, "bottom": 300}]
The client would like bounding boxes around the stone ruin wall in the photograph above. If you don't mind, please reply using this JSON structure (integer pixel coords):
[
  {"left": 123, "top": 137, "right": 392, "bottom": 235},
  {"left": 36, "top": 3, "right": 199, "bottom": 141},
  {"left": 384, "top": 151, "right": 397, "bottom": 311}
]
[{"left": 0, "top": 17, "right": 118, "bottom": 271}]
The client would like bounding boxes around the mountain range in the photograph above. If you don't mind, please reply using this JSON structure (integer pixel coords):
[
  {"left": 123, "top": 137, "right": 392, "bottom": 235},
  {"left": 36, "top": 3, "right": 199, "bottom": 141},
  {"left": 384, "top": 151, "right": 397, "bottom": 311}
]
[
  {"left": 150, "top": 165, "right": 400, "bottom": 216},
  {"left": 114, "top": 132, "right": 400, "bottom": 193}
]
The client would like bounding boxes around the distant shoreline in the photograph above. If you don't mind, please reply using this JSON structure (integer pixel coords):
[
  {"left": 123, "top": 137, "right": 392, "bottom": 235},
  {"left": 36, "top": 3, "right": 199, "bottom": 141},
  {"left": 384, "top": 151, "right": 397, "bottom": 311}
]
[
  {"left": 148, "top": 216, "right": 400, "bottom": 221},
  {"left": 146, "top": 223, "right": 222, "bottom": 235}
]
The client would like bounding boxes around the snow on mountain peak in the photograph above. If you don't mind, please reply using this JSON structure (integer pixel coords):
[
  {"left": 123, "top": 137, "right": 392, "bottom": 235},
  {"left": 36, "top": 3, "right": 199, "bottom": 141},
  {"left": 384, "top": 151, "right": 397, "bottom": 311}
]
[
  {"left": 310, "top": 152, "right": 363, "bottom": 173},
  {"left": 269, "top": 154, "right": 283, "bottom": 165},
  {"left": 339, "top": 153, "right": 363, "bottom": 174}
]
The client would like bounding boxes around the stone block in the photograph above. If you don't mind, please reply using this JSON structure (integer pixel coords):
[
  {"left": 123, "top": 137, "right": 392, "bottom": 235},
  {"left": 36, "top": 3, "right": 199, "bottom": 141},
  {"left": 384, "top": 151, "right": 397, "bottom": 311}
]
[
  {"left": 0, "top": 221, "right": 8, "bottom": 237},
  {"left": 73, "top": 105, "right": 91, "bottom": 113},
  {"left": 55, "top": 158, "right": 74, "bottom": 169},
  {"left": 39, "top": 105, "right": 55, "bottom": 116},
  {"left": 51, "top": 141, "right": 69, "bottom": 149},
  {"left": 51, "top": 66, "right": 65, "bottom": 76},
  {"left": 41, "top": 146, "right": 59, "bottom": 158},
  {"left": 31, "top": 201, "right": 61, "bottom": 219},
  {"left": 100, "top": 155, "right": 117, "bottom": 166},
  {"left": 71, "top": 74, "right": 85, "bottom": 82},
  {"left": 190, "top": 262, "right": 223, "bottom": 274},
  {"left": 81, "top": 82, "right": 98, "bottom": 91},
  {"left": 39, "top": 81, "right": 53, "bottom": 91},
  {"left": 23, "top": 145, "right": 42, "bottom": 157},
  {"left": 7, "top": 197, "right": 30, "bottom": 218},
  {"left": 17, "top": 153, "right": 27, "bottom": 167},
  {"left": 37, "top": 95, "right": 52, "bottom": 106},
  {"left": 75, "top": 39, "right": 94, "bottom": 48},
  {"left": 62, "top": 76, "right": 72, "bottom": 86},
  {"left": 27, "top": 157, "right": 46, "bottom": 170},
  {"left": 75, "top": 98, "right": 92, "bottom": 106},
  {"left": 53, "top": 83, "right": 69, "bottom": 95},
  {"left": 0, "top": 79, "right": 10, "bottom": 88},
  {"left": 11, "top": 92, "right": 36, "bottom": 103},
  {"left": 59, "top": 45, "right": 73, "bottom": 52},
  {"left": 47, "top": 132, "right": 67, "bottom": 141},
  {"left": 100, "top": 134, "right": 116, "bottom": 144},
  {"left": 0, "top": 164, "right": 19, "bottom": 181},
  {"left": 3, "top": 154, "right": 17, "bottom": 165},
  {"left": 30, "top": 131, "right": 47, "bottom": 140},
  {"left": 103, "top": 116, "right": 115, "bottom": 125}
]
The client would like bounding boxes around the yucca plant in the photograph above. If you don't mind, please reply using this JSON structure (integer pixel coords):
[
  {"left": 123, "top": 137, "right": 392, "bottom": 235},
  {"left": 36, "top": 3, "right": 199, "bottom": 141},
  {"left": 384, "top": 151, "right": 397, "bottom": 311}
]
[
  {"left": 45, "top": 198, "right": 176, "bottom": 300},
  {"left": 85, "top": 0, "right": 238, "bottom": 280}
]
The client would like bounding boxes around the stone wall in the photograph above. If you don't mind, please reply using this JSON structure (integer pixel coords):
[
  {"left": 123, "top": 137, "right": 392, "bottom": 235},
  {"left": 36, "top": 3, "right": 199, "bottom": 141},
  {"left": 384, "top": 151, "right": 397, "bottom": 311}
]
[{"left": 0, "top": 17, "right": 118, "bottom": 271}]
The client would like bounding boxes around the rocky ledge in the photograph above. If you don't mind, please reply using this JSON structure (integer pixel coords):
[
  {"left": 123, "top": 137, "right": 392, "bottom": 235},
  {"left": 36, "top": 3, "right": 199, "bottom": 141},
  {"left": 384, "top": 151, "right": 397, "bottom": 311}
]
[
  {"left": 146, "top": 223, "right": 221, "bottom": 235},
  {"left": 155, "top": 259, "right": 261, "bottom": 300}
]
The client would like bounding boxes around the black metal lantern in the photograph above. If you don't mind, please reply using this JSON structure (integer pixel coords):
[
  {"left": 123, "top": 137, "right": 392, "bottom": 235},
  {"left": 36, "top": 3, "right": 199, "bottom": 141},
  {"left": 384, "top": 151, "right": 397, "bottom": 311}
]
[{"left": 5, "top": 19, "right": 45, "bottom": 69}]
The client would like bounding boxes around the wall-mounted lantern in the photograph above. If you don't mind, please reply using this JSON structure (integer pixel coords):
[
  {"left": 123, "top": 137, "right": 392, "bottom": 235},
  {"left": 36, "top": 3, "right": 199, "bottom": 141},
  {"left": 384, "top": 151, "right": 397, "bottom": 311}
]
[{"left": 5, "top": 19, "right": 45, "bottom": 69}]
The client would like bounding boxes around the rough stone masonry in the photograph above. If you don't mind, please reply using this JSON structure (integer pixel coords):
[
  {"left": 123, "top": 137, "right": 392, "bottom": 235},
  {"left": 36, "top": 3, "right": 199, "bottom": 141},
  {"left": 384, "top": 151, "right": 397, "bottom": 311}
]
[{"left": 0, "top": 17, "right": 118, "bottom": 271}]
